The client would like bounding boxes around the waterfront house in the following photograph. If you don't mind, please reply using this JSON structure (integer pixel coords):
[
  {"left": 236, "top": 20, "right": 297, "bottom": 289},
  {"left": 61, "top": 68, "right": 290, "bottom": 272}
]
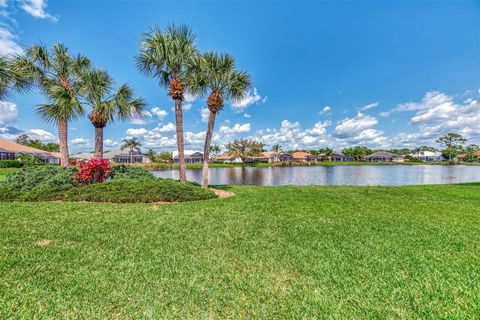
[
  {"left": 173, "top": 150, "right": 204, "bottom": 164},
  {"left": 0, "top": 139, "right": 60, "bottom": 164},
  {"left": 292, "top": 151, "right": 316, "bottom": 162},
  {"left": 103, "top": 149, "right": 152, "bottom": 163},
  {"left": 409, "top": 150, "right": 445, "bottom": 162},
  {"left": 255, "top": 151, "right": 293, "bottom": 163},
  {"left": 332, "top": 153, "right": 355, "bottom": 162},
  {"left": 363, "top": 151, "right": 405, "bottom": 162}
]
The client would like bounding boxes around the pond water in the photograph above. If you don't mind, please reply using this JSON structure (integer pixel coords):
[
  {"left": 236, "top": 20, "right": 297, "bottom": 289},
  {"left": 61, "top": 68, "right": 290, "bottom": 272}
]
[{"left": 153, "top": 165, "right": 480, "bottom": 186}]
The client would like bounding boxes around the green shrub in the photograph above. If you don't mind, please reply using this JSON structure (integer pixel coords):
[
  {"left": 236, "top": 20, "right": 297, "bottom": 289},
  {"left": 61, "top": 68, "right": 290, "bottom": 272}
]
[
  {"left": 0, "top": 160, "right": 23, "bottom": 168},
  {"left": 64, "top": 179, "right": 217, "bottom": 203},
  {"left": 2, "top": 165, "right": 77, "bottom": 192},
  {"left": 110, "top": 165, "right": 155, "bottom": 180}
]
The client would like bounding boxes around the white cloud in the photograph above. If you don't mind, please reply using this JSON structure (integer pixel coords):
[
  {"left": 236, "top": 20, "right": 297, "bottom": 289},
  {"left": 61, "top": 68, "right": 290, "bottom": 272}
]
[
  {"left": 219, "top": 123, "right": 251, "bottom": 134},
  {"left": 151, "top": 107, "right": 168, "bottom": 120},
  {"left": 306, "top": 121, "right": 331, "bottom": 136},
  {"left": 200, "top": 108, "right": 210, "bottom": 123},
  {"left": 360, "top": 102, "right": 379, "bottom": 111},
  {"left": 0, "top": 101, "right": 18, "bottom": 125},
  {"left": 183, "top": 103, "right": 192, "bottom": 111},
  {"left": 71, "top": 137, "right": 89, "bottom": 145},
  {"left": 319, "top": 106, "right": 332, "bottom": 115},
  {"left": 130, "top": 110, "right": 152, "bottom": 125},
  {"left": 184, "top": 92, "right": 197, "bottom": 103},
  {"left": 20, "top": 0, "right": 57, "bottom": 21},
  {"left": 0, "top": 27, "right": 23, "bottom": 55},
  {"left": 126, "top": 128, "right": 148, "bottom": 137},
  {"left": 155, "top": 122, "right": 175, "bottom": 133},
  {"left": 334, "top": 113, "right": 378, "bottom": 139},
  {"left": 232, "top": 88, "right": 266, "bottom": 112},
  {"left": 0, "top": 0, "right": 8, "bottom": 7},
  {"left": 104, "top": 139, "right": 118, "bottom": 148},
  {"left": 243, "top": 113, "right": 251, "bottom": 118}
]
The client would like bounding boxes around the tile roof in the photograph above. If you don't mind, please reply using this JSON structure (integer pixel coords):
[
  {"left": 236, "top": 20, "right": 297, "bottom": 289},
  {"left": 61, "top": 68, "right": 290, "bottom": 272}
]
[{"left": 0, "top": 139, "right": 57, "bottom": 157}]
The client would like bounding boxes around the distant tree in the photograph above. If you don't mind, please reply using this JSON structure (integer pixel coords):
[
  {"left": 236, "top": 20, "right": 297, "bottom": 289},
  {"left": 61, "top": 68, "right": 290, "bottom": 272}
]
[
  {"left": 156, "top": 151, "right": 173, "bottom": 163},
  {"left": 15, "top": 134, "right": 60, "bottom": 152},
  {"left": 209, "top": 145, "right": 221, "bottom": 155},
  {"left": 226, "top": 139, "right": 263, "bottom": 160},
  {"left": 388, "top": 148, "right": 411, "bottom": 155},
  {"left": 121, "top": 138, "right": 142, "bottom": 163},
  {"left": 146, "top": 149, "right": 157, "bottom": 159},
  {"left": 342, "top": 146, "right": 373, "bottom": 160},
  {"left": 317, "top": 147, "right": 334, "bottom": 160},
  {"left": 436, "top": 133, "right": 466, "bottom": 161},
  {"left": 464, "top": 144, "right": 480, "bottom": 161},
  {"left": 271, "top": 144, "right": 281, "bottom": 152},
  {"left": 15, "top": 134, "right": 30, "bottom": 145}
]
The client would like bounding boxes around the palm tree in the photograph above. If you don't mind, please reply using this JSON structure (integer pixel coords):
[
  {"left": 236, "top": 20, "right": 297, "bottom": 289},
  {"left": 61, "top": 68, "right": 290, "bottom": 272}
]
[
  {"left": 80, "top": 69, "right": 145, "bottom": 157},
  {"left": 11, "top": 44, "right": 90, "bottom": 167},
  {"left": 121, "top": 138, "right": 142, "bottom": 164},
  {"left": 0, "top": 55, "right": 31, "bottom": 100},
  {"left": 209, "top": 144, "right": 221, "bottom": 156},
  {"left": 271, "top": 144, "right": 281, "bottom": 152},
  {"left": 136, "top": 24, "right": 197, "bottom": 182},
  {"left": 187, "top": 52, "right": 251, "bottom": 187}
]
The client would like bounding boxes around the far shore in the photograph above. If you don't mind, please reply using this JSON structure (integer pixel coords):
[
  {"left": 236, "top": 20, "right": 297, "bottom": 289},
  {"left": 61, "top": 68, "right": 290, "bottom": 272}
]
[{"left": 136, "top": 160, "right": 480, "bottom": 171}]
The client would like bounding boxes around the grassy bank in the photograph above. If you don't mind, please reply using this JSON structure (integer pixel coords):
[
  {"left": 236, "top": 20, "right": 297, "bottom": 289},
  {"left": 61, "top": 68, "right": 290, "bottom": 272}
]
[{"left": 1, "top": 183, "right": 480, "bottom": 318}]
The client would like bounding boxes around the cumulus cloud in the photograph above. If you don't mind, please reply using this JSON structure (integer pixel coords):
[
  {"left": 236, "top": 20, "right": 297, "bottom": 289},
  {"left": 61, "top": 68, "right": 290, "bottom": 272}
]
[
  {"left": 319, "top": 106, "right": 332, "bottom": 115},
  {"left": 104, "top": 139, "right": 118, "bottom": 148},
  {"left": 183, "top": 92, "right": 197, "bottom": 103},
  {"left": 334, "top": 113, "right": 378, "bottom": 139},
  {"left": 183, "top": 103, "right": 192, "bottom": 111},
  {"left": 151, "top": 107, "right": 168, "bottom": 120},
  {"left": 29, "top": 128, "right": 55, "bottom": 141},
  {"left": 219, "top": 123, "right": 251, "bottom": 134},
  {"left": 0, "top": 101, "right": 18, "bottom": 125},
  {"left": 126, "top": 128, "right": 148, "bottom": 137},
  {"left": 200, "top": 108, "right": 210, "bottom": 123},
  {"left": 71, "top": 137, "right": 89, "bottom": 145},
  {"left": 232, "top": 88, "right": 266, "bottom": 112},
  {"left": 131, "top": 110, "right": 152, "bottom": 125},
  {"left": 20, "top": 0, "right": 57, "bottom": 21},
  {"left": 0, "top": 27, "right": 23, "bottom": 55},
  {"left": 156, "top": 122, "right": 175, "bottom": 133}
]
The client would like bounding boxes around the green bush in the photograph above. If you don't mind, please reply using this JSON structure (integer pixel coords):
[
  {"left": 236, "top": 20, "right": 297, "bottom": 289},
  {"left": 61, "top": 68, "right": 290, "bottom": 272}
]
[
  {"left": 2, "top": 165, "right": 77, "bottom": 192},
  {"left": 0, "top": 160, "right": 23, "bottom": 168},
  {"left": 64, "top": 179, "right": 217, "bottom": 203},
  {"left": 110, "top": 165, "right": 155, "bottom": 180}
]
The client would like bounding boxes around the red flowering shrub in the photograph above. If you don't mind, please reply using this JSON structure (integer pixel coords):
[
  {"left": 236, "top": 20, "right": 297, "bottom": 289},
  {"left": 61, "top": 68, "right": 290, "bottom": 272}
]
[{"left": 76, "top": 158, "right": 111, "bottom": 184}]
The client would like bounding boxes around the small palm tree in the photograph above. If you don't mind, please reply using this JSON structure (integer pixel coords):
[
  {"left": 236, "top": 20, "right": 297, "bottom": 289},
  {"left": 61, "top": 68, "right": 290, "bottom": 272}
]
[
  {"left": 271, "top": 144, "right": 281, "bottom": 152},
  {"left": 11, "top": 44, "right": 90, "bottom": 167},
  {"left": 121, "top": 138, "right": 142, "bottom": 164},
  {"left": 187, "top": 52, "right": 251, "bottom": 187},
  {"left": 136, "top": 24, "right": 197, "bottom": 182},
  {"left": 209, "top": 144, "right": 221, "bottom": 156},
  {"left": 80, "top": 69, "right": 145, "bottom": 157}
]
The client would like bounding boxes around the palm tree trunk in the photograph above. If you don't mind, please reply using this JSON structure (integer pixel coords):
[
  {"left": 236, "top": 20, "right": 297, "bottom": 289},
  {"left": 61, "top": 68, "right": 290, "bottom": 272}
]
[
  {"left": 202, "top": 111, "right": 216, "bottom": 188},
  {"left": 94, "top": 126, "right": 104, "bottom": 158},
  {"left": 130, "top": 148, "right": 133, "bottom": 164},
  {"left": 174, "top": 98, "right": 186, "bottom": 182},
  {"left": 58, "top": 120, "right": 69, "bottom": 167}
]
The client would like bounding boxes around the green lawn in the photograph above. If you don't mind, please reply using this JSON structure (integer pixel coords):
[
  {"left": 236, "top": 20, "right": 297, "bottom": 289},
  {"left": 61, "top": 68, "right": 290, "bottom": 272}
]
[
  {"left": 1, "top": 184, "right": 480, "bottom": 318},
  {"left": 0, "top": 168, "right": 19, "bottom": 181}
]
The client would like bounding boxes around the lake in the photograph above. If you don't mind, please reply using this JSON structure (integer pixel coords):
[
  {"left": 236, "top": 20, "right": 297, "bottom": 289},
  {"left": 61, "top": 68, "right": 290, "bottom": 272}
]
[{"left": 153, "top": 165, "right": 480, "bottom": 186}]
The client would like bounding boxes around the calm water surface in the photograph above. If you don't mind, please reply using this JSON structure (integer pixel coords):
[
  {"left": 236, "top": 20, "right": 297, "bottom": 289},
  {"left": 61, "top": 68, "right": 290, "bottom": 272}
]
[{"left": 153, "top": 165, "right": 480, "bottom": 186}]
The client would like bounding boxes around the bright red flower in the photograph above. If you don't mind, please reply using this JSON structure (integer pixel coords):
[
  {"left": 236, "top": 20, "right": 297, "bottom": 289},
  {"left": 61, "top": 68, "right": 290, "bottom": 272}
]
[{"left": 76, "top": 157, "right": 111, "bottom": 184}]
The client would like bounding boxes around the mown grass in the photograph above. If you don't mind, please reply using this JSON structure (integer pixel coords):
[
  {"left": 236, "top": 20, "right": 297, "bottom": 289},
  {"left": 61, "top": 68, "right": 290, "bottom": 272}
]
[
  {"left": 1, "top": 184, "right": 480, "bottom": 318},
  {"left": 0, "top": 168, "right": 18, "bottom": 181}
]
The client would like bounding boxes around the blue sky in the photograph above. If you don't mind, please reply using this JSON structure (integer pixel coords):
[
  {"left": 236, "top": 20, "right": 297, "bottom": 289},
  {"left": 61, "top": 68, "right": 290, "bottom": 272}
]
[{"left": 1, "top": 0, "right": 479, "bottom": 152}]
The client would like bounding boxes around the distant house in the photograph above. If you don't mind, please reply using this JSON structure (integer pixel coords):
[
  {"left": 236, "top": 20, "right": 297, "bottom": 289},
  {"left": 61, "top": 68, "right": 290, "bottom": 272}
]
[
  {"left": 0, "top": 139, "right": 60, "bottom": 164},
  {"left": 409, "top": 151, "right": 444, "bottom": 162},
  {"left": 255, "top": 151, "right": 293, "bottom": 163},
  {"left": 292, "top": 151, "right": 316, "bottom": 162},
  {"left": 332, "top": 153, "right": 354, "bottom": 162},
  {"left": 363, "top": 151, "right": 405, "bottom": 162},
  {"left": 103, "top": 149, "right": 151, "bottom": 163},
  {"left": 173, "top": 150, "right": 204, "bottom": 163}
]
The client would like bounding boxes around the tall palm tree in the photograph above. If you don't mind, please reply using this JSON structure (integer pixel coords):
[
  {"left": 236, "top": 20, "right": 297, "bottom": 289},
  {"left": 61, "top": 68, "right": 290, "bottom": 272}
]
[
  {"left": 0, "top": 56, "right": 11, "bottom": 99},
  {"left": 136, "top": 24, "right": 197, "bottom": 182},
  {"left": 11, "top": 44, "right": 90, "bottom": 167},
  {"left": 121, "top": 138, "right": 142, "bottom": 164},
  {"left": 80, "top": 69, "right": 145, "bottom": 157},
  {"left": 187, "top": 52, "right": 251, "bottom": 187}
]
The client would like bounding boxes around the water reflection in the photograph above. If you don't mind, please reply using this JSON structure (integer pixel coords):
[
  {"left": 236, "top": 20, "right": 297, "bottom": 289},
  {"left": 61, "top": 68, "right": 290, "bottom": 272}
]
[{"left": 153, "top": 165, "right": 480, "bottom": 186}]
